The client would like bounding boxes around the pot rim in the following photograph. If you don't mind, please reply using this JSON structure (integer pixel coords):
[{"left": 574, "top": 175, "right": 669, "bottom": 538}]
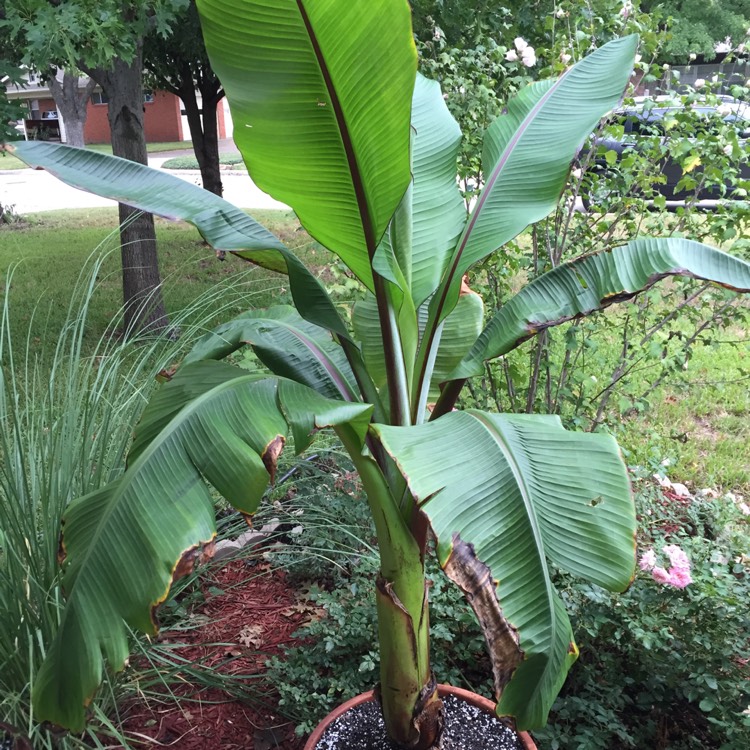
[{"left": 303, "top": 683, "right": 537, "bottom": 750}]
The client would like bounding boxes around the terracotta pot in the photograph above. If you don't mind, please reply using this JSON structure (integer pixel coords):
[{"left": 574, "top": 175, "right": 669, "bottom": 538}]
[{"left": 304, "top": 683, "right": 538, "bottom": 750}]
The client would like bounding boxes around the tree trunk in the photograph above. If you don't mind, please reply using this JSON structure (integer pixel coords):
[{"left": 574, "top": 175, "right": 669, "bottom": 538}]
[
  {"left": 85, "top": 51, "right": 169, "bottom": 335},
  {"left": 180, "top": 78, "right": 223, "bottom": 196},
  {"left": 199, "top": 95, "right": 223, "bottom": 196},
  {"left": 46, "top": 70, "right": 96, "bottom": 149}
]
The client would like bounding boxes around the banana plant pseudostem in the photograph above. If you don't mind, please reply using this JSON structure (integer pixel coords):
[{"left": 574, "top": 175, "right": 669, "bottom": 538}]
[{"left": 12, "top": 1, "right": 750, "bottom": 748}]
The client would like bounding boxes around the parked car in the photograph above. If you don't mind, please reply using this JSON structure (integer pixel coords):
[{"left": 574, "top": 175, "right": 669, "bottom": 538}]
[{"left": 582, "top": 96, "right": 750, "bottom": 207}]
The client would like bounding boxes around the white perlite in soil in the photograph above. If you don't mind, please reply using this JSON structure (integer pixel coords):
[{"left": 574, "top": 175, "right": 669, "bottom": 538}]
[{"left": 314, "top": 694, "right": 524, "bottom": 750}]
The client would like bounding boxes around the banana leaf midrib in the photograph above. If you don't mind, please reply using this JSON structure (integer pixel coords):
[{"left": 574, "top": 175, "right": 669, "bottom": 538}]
[
  {"left": 461, "top": 410, "right": 559, "bottom": 647},
  {"left": 433, "top": 73, "right": 570, "bottom": 326},
  {"left": 294, "top": 0, "right": 377, "bottom": 255},
  {"left": 242, "top": 315, "right": 359, "bottom": 401}
]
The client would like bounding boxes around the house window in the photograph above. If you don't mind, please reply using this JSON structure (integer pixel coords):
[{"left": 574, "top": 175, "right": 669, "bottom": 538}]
[{"left": 91, "top": 90, "right": 154, "bottom": 105}]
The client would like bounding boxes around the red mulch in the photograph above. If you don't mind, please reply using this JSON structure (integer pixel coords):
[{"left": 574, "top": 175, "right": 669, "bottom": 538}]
[{"left": 117, "top": 561, "right": 311, "bottom": 750}]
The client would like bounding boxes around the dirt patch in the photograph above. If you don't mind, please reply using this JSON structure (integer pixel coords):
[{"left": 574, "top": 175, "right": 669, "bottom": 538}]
[
  {"left": 693, "top": 416, "right": 722, "bottom": 442},
  {"left": 119, "top": 561, "right": 313, "bottom": 750}
]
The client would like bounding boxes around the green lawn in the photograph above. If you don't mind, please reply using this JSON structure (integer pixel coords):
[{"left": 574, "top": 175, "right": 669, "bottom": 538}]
[
  {"left": 0, "top": 207, "right": 314, "bottom": 348},
  {"left": 1, "top": 140, "right": 193, "bottom": 170},
  {"left": 88, "top": 141, "right": 193, "bottom": 155},
  {"left": 1, "top": 207, "right": 747, "bottom": 495},
  {"left": 0, "top": 149, "right": 27, "bottom": 170},
  {"left": 623, "top": 334, "right": 750, "bottom": 493}
]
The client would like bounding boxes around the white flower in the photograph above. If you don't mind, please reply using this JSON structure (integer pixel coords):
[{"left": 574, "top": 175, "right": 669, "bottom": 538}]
[
  {"left": 521, "top": 47, "right": 537, "bottom": 67},
  {"left": 620, "top": 1, "right": 633, "bottom": 19},
  {"left": 694, "top": 78, "right": 706, "bottom": 88},
  {"left": 514, "top": 37, "right": 529, "bottom": 51},
  {"left": 505, "top": 48, "right": 519, "bottom": 62},
  {"left": 715, "top": 38, "right": 732, "bottom": 54},
  {"left": 555, "top": 7, "right": 566, "bottom": 18},
  {"left": 717, "top": 104, "right": 732, "bottom": 117},
  {"left": 433, "top": 26, "right": 444, "bottom": 42},
  {"left": 570, "top": 167, "right": 582, "bottom": 179},
  {"left": 746, "top": 79, "right": 750, "bottom": 87},
  {"left": 560, "top": 52, "right": 572, "bottom": 64},
  {"left": 711, "top": 74, "right": 719, "bottom": 83},
  {"left": 634, "top": 53, "right": 643, "bottom": 64},
  {"left": 662, "top": 63, "right": 670, "bottom": 70},
  {"left": 739, "top": 502, "right": 750, "bottom": 516},
  {"left": 689, "top": 52, "right": 697, "bottom": 61}
]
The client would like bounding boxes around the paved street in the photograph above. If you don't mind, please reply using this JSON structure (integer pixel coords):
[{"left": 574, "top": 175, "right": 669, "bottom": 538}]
[{"left": 0, "top": 148, "right": 289, "bottom": 214}]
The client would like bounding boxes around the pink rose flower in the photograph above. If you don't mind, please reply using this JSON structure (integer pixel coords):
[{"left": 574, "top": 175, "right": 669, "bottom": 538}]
[
  {"left": 667, "top": 567, "right": 693, "bottom": 588},
  {"left": 639, "top": 549, "right": 657, "bottom": 571},
  {"left": 639, "top": 544, "right": 693, "bottom": 588}
]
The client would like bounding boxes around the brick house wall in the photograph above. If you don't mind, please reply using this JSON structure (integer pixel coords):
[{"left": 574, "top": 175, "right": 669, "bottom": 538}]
[{"left": 84, "top": 90, "right": 183, "bottom": 144}]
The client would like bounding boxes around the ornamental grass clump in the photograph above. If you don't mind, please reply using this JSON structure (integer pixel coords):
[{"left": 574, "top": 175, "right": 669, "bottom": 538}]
[
  {"left": 0, "top": 250, "right": 239, "bottom": 748},
  {"left": 9, "top": 1, "right": 750, "bottom": 748}
]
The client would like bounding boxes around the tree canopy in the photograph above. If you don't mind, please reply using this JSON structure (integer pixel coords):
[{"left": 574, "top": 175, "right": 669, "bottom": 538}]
[
  {"left": 2, "top": 0, "right": 186, "bottom": 72},
  {"left": 3, "top": 0, "right": 188, "bottom": 333},
  {"left": 0, "top": 59, "right": 23, "bottom": 145},
  {"left": 143, "top": 0, "right": 225, "bottom": 195},
  {"left": 642, "top": 0, "right": 750, "bottom": 62}
]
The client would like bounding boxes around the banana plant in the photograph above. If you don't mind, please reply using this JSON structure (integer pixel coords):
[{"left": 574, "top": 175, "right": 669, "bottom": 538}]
[{"left": 12, "top": 1, "right": 750, "bottom": 748}]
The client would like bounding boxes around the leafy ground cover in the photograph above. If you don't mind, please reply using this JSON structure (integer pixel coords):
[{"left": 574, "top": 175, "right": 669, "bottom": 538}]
[{"left": 210, "top": 454, "right": 749, "bottom": 749}]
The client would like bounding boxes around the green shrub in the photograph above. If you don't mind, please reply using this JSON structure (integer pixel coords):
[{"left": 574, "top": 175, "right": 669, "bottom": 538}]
[
  {"left": 268, "top": 476, "right": 750, "bottom": 746},
  {"left": 161, "top": 152, "right": 245, "bottom": 170},
  {"left": 0, "top": 201, "right": 20, "bottom": 224},
  {"left": 535, "top": 484, "right": 750, "bottom": 750}
]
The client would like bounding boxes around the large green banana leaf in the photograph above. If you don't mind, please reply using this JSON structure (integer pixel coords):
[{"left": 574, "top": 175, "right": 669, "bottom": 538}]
[
  {"left": 196, "top": 0, "right": 416, "bottom": 288},
  {"left": 429, "top": 35, "right": 638, "bottom": 324},
  {"left": 362, "top": 72, "right": 467, "bottom": 396},
  {"left": 11, "top": 142, "right": 284, "bottom": 261},
  {"left": 32, "top": 361, "right": 371, "bottom": 730},
  {"left": 374, "top": 411, "right": 634, "bottom": 729},
  {"left": 372, "top": 73, "right": 467, "bottom": 307},
  {"left": 183, "top": 305, "right": 359, "bottom": 401},
  {"left": 9, "top": 141, "right": 350, "bottom": 340},
  {"left": 451, "top": 238, "right": 750, "bottom": 380}
]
